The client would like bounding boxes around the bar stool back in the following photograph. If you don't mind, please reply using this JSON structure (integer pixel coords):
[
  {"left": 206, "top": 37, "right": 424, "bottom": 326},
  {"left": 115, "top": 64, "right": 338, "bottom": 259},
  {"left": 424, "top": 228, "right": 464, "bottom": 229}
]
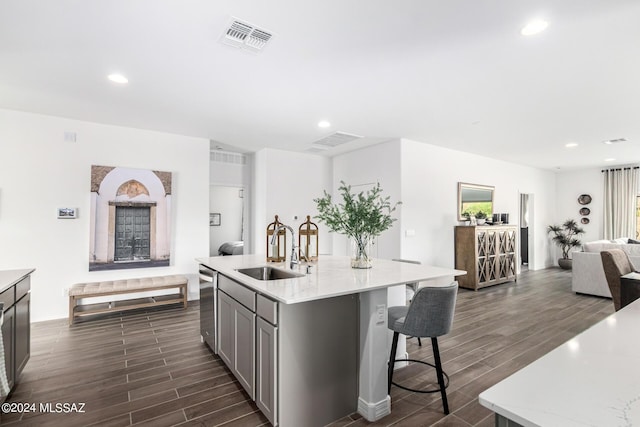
[{"left": 387, "top": 281, "right": 458, "bottom": 414}]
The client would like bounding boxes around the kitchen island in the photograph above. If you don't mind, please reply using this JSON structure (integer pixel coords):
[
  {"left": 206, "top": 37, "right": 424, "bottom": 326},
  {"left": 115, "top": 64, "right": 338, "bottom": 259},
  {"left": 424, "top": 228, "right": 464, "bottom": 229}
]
[
  {"left": 197, "top": 254, "right": 463, "bottom": 426},
  {"left": 479, "top": 296, "right": 640, "bottom": 426}
]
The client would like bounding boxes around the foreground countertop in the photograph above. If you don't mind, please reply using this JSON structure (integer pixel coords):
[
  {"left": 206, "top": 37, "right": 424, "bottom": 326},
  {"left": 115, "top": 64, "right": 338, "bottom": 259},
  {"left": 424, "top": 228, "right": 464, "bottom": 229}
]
[
  {"left": 0, "top": 269, "right": 35, "bottom": 294},
  {"left": 197, "top": 255, "right": 464, "bottom": 305},
  {"left": 479, "top": 297, "right": 640, "bottom": 426}
]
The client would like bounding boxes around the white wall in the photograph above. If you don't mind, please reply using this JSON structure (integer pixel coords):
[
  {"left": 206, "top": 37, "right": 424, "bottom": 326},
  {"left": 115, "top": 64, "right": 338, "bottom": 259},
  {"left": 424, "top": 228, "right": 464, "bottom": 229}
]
[
  {"left": 329, "top": 139, "right": 557, "bottom": 270},
  {"left": 332, "top": 140, "right": 403, "bottom": 259},
  {"left": 555, "top": 167, "right": 603, "bottom": 248},
  {"left": 400, "top": 138, "right": 557, "bottom": 270},
  {"left": 251, "top": 148, "right": 332, "bottom": 256},
  {"left": 0, "top": 109, "right": 209, "bottom": 322}
]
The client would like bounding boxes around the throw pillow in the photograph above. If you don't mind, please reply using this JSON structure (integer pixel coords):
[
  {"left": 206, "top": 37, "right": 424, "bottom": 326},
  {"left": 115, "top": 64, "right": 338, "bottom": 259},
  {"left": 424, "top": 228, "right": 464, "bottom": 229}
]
[{"left": 629, "top": 238, "right": 640, "bottom": 244}]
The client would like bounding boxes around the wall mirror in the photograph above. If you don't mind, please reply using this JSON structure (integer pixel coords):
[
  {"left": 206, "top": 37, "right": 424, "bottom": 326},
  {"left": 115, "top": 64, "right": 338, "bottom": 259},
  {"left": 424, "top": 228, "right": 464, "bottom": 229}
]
[{"left": 458, "top": 182, "right": 494, "bottom": 220}]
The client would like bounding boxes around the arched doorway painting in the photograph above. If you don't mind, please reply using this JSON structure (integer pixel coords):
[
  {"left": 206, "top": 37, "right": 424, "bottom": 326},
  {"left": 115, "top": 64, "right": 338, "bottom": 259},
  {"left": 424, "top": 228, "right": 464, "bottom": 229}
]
[{"left": 89, "top": 165, "right": 172, "bottom": 271}]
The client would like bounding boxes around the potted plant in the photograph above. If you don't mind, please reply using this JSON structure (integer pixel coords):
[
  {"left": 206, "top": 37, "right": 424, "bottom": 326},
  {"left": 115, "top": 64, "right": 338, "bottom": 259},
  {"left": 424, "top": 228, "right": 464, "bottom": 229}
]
[
  {"left": 547, "top": 219, "right": 585, "bottom": 269},
  {"left": 314, "top": 181, "right": 401, "bottom": 268},
  {"left": 475, "top": 210, "right": 487, "bottom": 225},
  {"left": 461, "top": 210, "right": 472, "bottom": 225}
]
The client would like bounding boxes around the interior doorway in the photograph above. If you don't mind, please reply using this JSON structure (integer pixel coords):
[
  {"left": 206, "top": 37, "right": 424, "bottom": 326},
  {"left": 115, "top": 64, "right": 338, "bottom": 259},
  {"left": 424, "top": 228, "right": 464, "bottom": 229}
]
[
  {"left": 209, "top": 185, "right": 245, "bottom": 256},
  {"left": 519, "top": 193, "right": 534, "bottom": 271}
]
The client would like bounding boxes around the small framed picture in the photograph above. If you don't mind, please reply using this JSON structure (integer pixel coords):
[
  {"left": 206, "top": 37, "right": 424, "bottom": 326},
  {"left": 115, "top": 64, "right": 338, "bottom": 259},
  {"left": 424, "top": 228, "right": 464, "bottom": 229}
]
[
  {"left": 210, "top": 213, "right": 221, "bottom": 226},
  {"left": 58, "top": 207, "right": 78, "bottom": 219}
]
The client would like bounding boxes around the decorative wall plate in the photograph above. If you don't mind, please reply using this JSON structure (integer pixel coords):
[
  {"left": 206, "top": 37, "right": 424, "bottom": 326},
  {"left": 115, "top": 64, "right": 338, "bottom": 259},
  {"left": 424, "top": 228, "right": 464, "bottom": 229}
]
[
  {"left": 579, "top": 207, "right": 590, "bottom": 216},
  {"left": 578, "top": 194, "right": 592, "bottom": 205},
  {"left": 581, "top": 218, "right": 590, "bottom": 224}
]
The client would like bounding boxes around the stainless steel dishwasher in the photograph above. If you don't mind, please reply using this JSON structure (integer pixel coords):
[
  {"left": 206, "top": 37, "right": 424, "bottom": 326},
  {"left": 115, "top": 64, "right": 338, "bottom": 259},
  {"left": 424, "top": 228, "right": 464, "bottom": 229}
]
[{"left": 199, "top": 265, "right": 217, "bottom": 352}]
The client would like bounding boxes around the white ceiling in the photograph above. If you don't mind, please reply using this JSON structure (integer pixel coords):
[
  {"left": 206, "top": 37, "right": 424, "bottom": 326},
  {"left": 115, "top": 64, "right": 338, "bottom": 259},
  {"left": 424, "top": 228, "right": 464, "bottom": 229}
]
[{"left": 1, "top": 0, "right": 639, "bottom": 171}]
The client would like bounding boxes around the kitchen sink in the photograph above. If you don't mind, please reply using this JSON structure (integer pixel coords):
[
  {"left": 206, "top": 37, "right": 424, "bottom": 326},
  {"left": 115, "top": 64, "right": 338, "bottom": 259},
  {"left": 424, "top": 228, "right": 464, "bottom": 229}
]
[{"left": 236, "top": 266, "right": 304, "bottom": 281}]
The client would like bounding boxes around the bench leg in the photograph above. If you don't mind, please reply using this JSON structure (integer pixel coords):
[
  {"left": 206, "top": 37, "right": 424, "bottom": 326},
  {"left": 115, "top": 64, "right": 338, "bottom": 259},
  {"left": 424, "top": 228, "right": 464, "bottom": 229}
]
[
  {"left": 182, "top": 284, "right": 188, "bottom": 309},
  {"left": 69, "top": 296, "right": 76, "bottom": 325}
]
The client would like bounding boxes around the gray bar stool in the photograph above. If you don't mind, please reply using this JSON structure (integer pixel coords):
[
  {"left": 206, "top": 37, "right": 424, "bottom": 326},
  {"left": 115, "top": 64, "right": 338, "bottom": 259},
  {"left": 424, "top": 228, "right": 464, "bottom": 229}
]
[{"left": 387, "top": 281, "right": 458, "bottom": 414}]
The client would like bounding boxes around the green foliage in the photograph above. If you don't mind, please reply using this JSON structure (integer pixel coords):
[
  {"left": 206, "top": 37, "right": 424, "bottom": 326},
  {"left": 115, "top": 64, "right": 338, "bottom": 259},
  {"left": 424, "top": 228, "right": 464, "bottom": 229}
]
[
  {"left": 475, "top": 210, "right": 487, "bottom": 219},
  {"left": 314, "top": 181, "right": 401, "bottom": 242},
  {"left": 547, "top": 219, "right": 585, "bottom": 259}
]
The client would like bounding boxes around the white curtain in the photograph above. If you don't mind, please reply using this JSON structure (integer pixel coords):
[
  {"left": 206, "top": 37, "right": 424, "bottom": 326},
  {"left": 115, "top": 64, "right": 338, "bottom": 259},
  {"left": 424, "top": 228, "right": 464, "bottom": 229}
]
[{"left": 603, "top": 167, "right": 639, "bottom": 239}]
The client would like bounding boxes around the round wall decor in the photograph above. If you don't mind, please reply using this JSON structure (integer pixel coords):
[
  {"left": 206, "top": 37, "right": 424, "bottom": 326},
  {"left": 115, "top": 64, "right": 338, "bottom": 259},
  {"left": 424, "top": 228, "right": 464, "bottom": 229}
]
[
  {"left": 578, "top": 194, "right": 592, "bottom": 205},
  {"left": 581, "top": 218, "right": 590, "bottom": 224},
  {"left": 579, "top": 207, "right": 591, "bottom": 216}
]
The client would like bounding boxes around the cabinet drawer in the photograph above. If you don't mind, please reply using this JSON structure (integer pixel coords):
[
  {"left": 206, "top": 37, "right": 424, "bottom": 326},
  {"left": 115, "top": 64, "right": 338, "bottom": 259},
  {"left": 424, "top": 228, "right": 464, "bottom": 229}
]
[
  {"left": 257, "top": 294, "right": 278, "bottom": 325},
  {"left": 0, "top": 287, "right": 14, "bottom": 311},
  {"left": 219, "top": 275, "right": 255, "bottom": 311},
  {"left": 15, "top": 276, "right": 30, "bottom": 301}
]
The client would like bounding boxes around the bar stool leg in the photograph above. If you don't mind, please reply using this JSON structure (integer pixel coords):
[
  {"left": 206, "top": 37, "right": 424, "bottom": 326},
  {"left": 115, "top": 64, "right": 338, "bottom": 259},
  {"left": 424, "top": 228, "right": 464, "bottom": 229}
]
[
  {"left": 431, "top": 337, "right": 449, "bottom": 414},
  {"left": 388, "top": 332, "right": 399, "bottom": 394}
]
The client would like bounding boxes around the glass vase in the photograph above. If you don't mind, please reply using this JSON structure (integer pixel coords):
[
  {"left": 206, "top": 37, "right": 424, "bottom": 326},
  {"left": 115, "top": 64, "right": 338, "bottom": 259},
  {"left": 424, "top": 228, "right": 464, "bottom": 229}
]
[{"left": 350, "top": 236, "right": 372, "bottom": 269}]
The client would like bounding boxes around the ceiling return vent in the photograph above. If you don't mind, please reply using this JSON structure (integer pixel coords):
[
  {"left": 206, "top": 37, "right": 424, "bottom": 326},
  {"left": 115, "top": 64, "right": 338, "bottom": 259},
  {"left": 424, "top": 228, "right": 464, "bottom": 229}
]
[
  {"left": 222, "top": 18, "right": 273, "bottom": 53},
  {"left": 311, "top": 132, "right": 363, "bottom": 149},
  {"left": 210, "top": 150, "right": 246, "bottom": 165}
]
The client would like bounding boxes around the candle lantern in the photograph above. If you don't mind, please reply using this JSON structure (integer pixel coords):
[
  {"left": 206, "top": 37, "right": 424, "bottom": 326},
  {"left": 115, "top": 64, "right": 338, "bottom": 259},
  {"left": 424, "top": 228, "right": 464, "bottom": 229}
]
[
  {"left": 267, "top": 215, "right": 286, "bottom": 262},
  {"left": 298, "top": 215, "right": 319, "bottom": 261}
]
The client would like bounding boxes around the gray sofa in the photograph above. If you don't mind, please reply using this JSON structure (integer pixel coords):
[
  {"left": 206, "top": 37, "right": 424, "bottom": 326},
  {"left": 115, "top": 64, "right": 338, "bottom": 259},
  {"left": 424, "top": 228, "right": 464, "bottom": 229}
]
[{"left": 571, "top": 238, "right": 640, "bottom": 297}]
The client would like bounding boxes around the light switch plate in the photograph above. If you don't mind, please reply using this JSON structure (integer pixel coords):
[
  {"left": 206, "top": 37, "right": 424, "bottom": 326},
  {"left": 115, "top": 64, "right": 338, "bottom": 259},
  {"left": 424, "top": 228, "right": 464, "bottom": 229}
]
[{"left": 376, "top": 304, "right": 385, "bottom": 324}]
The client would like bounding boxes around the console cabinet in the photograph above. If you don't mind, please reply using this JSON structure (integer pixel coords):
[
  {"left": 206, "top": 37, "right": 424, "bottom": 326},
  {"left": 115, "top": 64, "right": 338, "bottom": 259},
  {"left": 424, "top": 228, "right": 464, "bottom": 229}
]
[{"left": 455, "top": 225, "right": 517, "bottom": 290}]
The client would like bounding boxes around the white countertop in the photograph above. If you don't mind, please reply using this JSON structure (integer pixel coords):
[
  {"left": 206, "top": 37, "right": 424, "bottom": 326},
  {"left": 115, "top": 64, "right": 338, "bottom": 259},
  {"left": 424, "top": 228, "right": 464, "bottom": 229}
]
[
  {"left": 0, "top": 268, "right": 35, "bottom": 294},
  {"left": 197, "top": 255, "right": 465, "bottom": 304},
  {"left": 479, "top": 297, "right": 640, "bottom": 427}
]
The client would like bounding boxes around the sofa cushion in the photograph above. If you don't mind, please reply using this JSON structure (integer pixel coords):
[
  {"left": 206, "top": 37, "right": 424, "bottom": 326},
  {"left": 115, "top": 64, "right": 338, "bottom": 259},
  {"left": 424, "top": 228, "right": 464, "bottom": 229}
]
[
  {"left": 583, "top": 240, "right": 615, "bottom": 253},
  {"left": 613, "top": 237, "right": 631, "bottom": 244}
]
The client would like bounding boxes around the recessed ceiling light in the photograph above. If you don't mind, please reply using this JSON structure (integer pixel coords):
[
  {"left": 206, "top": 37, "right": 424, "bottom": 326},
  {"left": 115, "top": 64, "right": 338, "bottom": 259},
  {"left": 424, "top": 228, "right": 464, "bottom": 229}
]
[
  {"left": 521, "top": 20, "right": 549, "bottom": 36},
  {"left": 108, "top": 73, "right": 128, "bottom": 84},
  {"left": 604, "top": 158, "right": 616, "bottom": 162},
  {"left": 565, "top": 143, "right": 578, "bottom": 148},
  {"left": 318, "top": 120, "right": 331, "bottom": 128}
]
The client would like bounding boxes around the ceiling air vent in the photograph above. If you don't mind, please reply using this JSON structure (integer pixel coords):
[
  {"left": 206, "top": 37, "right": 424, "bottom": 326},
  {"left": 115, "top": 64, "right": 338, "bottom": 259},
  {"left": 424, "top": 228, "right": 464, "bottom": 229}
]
[
  {"left": 312, "top": 132, "right": 363, "bottom": 148},
  {"left": 222, "top": 18, "right": 273, "bottom": 53}
]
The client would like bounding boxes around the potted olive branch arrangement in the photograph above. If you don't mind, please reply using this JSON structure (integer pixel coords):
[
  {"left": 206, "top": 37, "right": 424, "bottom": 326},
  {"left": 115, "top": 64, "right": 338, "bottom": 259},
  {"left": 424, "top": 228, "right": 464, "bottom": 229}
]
[
  {"left": 314, "top": 181, "right": 401, "bottom": 268},
  {"left": 547, "top": 219, "right": 585, "bottom": 269}
]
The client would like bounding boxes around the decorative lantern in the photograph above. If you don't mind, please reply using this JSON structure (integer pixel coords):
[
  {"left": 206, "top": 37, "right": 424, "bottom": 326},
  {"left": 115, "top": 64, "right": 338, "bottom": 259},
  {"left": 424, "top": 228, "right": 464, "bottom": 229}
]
[
  {"left": 298, "top": 215, "right": 318, "bottom": 261},
  {"left": 266, "top": 215, "right": 286, "bottom": 262}
]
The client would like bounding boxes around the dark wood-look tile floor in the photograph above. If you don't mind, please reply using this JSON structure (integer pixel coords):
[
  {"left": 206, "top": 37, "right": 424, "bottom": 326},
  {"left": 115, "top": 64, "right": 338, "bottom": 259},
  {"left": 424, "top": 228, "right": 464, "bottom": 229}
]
[{"left": 2, "top": 267, "right": 613, "bottom": 427}]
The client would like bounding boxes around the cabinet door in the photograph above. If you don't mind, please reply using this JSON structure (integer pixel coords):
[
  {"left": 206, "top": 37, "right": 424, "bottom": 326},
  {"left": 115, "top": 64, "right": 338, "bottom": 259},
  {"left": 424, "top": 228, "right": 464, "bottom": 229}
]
[
  {"left": 217, "top": 291, "right": 234, "bottom": 368},
  {"left": 15, "top": 293, "right": 30, "bottom": 376},
  {"left": 1, "top": 307, "right": 15, "bottom": 391},
  {"left": 234, "top": 301, "right": 255, "bottom": 399},
  {"left": 256, "top": 317, "right": 278, "bottom": 425}
]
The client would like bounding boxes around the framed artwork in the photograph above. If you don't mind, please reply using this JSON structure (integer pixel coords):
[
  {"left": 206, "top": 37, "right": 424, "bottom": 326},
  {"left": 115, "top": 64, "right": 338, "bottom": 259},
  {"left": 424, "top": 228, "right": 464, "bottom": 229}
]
[
  {"left": 210, "top": 213, "right": 221, "bottom": 226},
  {"left": 89, "top": 165, "right": 172, "bottom": 271}
]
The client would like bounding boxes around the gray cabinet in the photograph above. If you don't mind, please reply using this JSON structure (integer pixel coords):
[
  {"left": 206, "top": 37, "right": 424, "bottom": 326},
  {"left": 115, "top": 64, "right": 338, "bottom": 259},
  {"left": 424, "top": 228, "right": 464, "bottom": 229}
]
[
  {"left": 1, "top": 305, "right": 15, "bottom": 390},
  {"left": 256, "top": 293, "right": 278, "bottom": 425},
  {"left": 217, "top": 276, "right": 256, "bottom": 399},
  {"left": 256, "top": 316, "right": 277, "bottom": 425},
  {"left": 0, "top": 270, "right": 32, "bottom": 402}
]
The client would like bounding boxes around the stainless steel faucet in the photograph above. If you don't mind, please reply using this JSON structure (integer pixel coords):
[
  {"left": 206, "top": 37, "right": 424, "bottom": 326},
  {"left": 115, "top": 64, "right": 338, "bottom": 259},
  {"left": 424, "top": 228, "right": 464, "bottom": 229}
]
[{"left": 270, "top": 224, "right": 299, "bottom": 269}]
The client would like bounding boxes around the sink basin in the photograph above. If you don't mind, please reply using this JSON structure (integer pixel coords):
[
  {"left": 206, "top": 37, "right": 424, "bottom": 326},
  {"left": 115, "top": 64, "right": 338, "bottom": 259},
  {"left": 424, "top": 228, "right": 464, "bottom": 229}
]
[{"left": 236, "top": 266, "right": 304, "bottom": 281}]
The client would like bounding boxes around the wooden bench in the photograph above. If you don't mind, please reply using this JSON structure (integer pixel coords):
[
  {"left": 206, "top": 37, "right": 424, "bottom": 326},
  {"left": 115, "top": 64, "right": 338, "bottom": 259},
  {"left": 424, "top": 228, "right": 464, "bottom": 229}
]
[{"left": 69, "top": 275, "right": 188, "bottom": 325}]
